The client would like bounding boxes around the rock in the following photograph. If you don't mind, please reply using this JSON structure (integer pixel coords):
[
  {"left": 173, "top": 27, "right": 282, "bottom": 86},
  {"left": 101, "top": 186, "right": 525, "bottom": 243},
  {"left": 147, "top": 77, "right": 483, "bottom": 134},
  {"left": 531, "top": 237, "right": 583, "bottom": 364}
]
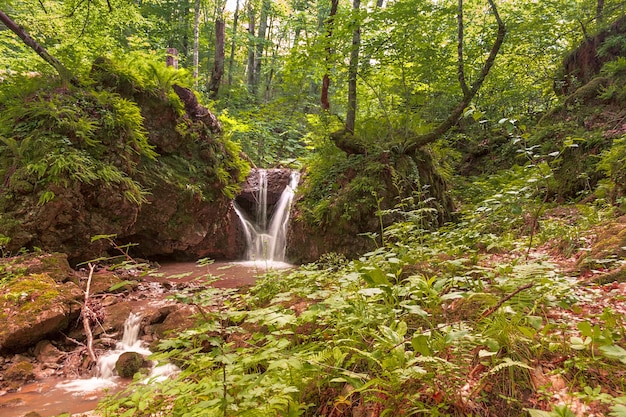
[
  {"left": 0, "top": 60, "right": 250, "bottom": 264},
  {"left": 33, "top": 340, "right": 63, "bottom": 367},
  {"left": 235, "top": 168, "right": 293, "bottom": 225},
  {"left": 88, "top": 270, "right": 137, "bottom": 295},
  {"left": 115, "top": 351, "right": 147, "bottom": 378},
  {"left": 0, "top": 253, "right": 77, "bottom": 284},
  {"left": 287, "top": 150, "right": 454, "bottom": 263},
  {"left": 145, "top": 305, "right": 196, "bottom": 340},
  {"left": 4, "top": 360, "right": 35, "bottom": 390},
  {"left": 0, "top": 273, "right": 82, "bottom": 352}
]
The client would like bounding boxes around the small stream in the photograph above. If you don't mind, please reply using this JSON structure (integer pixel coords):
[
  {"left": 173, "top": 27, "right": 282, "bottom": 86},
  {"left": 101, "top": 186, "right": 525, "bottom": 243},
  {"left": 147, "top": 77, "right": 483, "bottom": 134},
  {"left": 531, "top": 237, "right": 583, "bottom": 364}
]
[
  {"left": 1, "top": 168, "right": 300, "bottom": 417},
  {"left": 0, "top": 260, "right": 292, "bottom": 417}
]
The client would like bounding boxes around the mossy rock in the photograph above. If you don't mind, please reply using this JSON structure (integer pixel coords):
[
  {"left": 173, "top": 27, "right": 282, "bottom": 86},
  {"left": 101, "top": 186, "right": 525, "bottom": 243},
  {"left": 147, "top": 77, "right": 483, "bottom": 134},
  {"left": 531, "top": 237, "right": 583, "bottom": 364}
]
[
  {"left": 564, "top": 77, "right": 610, "bottom": 106},
  {"left": 4, "top": 360, "right": 35, "bottom": 390},
  {"left": 115, "top": 351, "right": 147, "bottom": 378},
  {"left": 578, "top": 215, "right": 626, "bottom": 270},
  {"left": 0, "top": 272, "right": 82, "bottom": 351}
]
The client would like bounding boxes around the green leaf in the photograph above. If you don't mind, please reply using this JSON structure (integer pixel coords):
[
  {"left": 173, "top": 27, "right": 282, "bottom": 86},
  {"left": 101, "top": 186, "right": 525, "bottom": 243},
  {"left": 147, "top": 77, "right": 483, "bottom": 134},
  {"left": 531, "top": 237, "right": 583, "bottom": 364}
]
[
  {"left": 525, "top": 409, "right": 553, "bottom": 417},
  {"left": 610, "top": 404, "right": 626, "bottom": 417},
  {"left": 599, "top": 345, "right": 626, "bottom": 364}
]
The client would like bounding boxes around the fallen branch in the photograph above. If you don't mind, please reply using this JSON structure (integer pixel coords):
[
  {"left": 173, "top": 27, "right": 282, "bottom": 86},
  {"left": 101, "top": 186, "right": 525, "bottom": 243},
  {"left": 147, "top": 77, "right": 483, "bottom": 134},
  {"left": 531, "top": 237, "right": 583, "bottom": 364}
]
[
  {"left": 480, "top": 283, "right": 534, "bottom": 319},
  {"left": 82, "top": 262, "right": 97, "bottom": 363}
]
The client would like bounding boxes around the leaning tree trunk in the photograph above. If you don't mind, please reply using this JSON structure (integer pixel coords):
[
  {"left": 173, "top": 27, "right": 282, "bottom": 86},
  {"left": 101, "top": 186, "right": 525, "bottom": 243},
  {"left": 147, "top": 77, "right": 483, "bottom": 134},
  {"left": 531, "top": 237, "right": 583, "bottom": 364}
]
[
  {"left": 402, "top": 0, "right": 505, "bottom": 154},
  {"left": 209, "top": 18, "right": 226, "bottom": 98},
  {"left": 0, "top": 9, "right": 75, "bottom": 83},
  {"left": 346, "top": 0, "right": 361, "bottom": 133}
]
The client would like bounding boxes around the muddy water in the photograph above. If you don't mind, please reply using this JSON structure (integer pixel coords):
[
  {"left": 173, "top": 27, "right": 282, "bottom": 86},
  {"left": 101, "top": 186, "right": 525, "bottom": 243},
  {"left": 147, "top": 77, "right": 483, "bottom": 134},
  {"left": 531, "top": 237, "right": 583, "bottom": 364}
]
[{"left": 0, "top": 260, "right": 292, "bottom": 417}]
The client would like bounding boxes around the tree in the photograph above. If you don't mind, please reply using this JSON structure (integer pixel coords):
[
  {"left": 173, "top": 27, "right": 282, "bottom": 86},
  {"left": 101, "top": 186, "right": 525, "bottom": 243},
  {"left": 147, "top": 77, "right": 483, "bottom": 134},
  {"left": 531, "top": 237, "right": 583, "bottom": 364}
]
[
  {"left": 209, "top": 16, "right": 226, "bottom": 97},
  {"left": 0, "top": 8, "right": 75, "bottom": 83},
  {"left": 192, "top": 0, "right": 201, "bottom": 86},
  {"left": 345, "top": 0, "right": 361, "bottom": 133},
  {"left": 321, "top": 0, "right": 339, "bottom": 111},
  {"left": 402, "top": 0, "right": 505, "bottom": 154},
  {"left": 246, "top": 0, "right": 256, "bottom": 92},
  {"left": 227, "top": 0, "right": 241, "bottom": 87},
  {"left": 253, "top": 0, "right": 270, "bottom": 97}
]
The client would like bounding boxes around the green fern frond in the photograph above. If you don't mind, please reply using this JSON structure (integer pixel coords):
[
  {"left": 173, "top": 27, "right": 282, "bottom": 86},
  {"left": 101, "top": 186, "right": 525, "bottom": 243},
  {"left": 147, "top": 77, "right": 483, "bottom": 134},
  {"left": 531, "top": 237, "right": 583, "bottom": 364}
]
[{"left": 487, "top": 357, "right": 532, "bottom": 375}]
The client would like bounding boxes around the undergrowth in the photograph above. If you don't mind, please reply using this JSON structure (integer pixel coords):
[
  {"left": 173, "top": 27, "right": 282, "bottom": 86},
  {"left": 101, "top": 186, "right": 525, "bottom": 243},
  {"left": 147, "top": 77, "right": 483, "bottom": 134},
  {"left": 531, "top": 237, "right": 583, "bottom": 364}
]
[{"left": 98, "top": 179, "right": 626, "bottom": 416}]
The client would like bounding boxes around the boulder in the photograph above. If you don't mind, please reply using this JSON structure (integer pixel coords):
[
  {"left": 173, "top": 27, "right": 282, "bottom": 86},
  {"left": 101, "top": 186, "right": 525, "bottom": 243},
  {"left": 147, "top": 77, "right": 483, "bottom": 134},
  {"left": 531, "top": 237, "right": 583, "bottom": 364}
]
[
  {"left": 33, "top": 340, "right": 64, "bottom": 367},
  {"left": 0, "top": 58, "right": 250, "bottom": 265},
  {"left": 3, "top": 359, "right": 35, "bottom": 390},
  {"left": 0, "top": 273, "right": 82, "bottom": 352},
  {"left": 115, "top": 351, "right": 147, "bottom": 378}
]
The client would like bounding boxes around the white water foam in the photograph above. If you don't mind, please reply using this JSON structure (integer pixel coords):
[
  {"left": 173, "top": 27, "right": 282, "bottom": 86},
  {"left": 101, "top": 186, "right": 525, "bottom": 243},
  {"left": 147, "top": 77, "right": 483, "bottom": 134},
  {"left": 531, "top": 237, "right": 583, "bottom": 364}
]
[
  {"left": 58, "top": 312, "right": 177, "bottom": 394},
  {"left": 234, "top": 170, "right": 300, "bottom": 263}
]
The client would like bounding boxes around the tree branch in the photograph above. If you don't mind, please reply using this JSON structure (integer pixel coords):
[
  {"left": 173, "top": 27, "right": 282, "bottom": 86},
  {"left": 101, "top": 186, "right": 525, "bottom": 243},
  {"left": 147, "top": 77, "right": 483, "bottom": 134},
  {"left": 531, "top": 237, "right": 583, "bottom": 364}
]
[
  {"left": 0, "top": 9, "right": 76, "bottom": 83},
  {"left": 82, "top": 263, "right": 97, "bottom": 364},
  {"left": 403, "top": 0, "right": 505, "bottom": 154},
  {"left": 480, "top": 283, "right": 533, "bottom": 319}
]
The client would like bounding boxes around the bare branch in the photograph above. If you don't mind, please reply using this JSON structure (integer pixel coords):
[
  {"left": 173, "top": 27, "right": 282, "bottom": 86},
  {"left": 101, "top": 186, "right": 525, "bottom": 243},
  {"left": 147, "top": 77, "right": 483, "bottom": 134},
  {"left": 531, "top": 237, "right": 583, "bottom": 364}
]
[
  {"left": 82, "top": 263, "right": 97, "bottom": 364},
  {"left": 480, "top": 283, "right": 533, "bottom": 319}
]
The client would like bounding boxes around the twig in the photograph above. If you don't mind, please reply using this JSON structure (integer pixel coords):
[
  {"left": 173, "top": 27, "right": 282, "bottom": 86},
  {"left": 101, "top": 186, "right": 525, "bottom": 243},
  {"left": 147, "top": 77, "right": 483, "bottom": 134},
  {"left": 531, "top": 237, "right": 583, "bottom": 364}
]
[
  {"left": 82, "top": 262, "right": 97, "bottom": 363},
  {"left": 480, "top": 283, "right": 534, "bottom": 319}
]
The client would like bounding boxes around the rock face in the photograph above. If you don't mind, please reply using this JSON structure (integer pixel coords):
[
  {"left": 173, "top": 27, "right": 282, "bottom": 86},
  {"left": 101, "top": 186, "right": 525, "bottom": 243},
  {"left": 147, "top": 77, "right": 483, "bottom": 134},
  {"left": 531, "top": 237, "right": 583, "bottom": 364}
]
[
  {"left": 235, "top": 168, "right": 292, "bottom": 223},
  {"left": 0, "top": 57, "right": 250, "bottom": 264},
  {"left": 559, "top": 16, "right": 626, "bottom": 94}
]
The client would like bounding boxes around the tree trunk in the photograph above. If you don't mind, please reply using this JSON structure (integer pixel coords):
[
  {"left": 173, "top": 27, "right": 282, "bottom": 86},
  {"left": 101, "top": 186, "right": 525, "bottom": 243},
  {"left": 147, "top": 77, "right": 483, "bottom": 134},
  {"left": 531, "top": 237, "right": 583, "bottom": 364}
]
[
  {"left": 597, "top": 0, "right": 605, "bottom": 24},
  {"left": 227, "top": 0, "right": 240, "bottom": 87},
  {"left": 209, "top": 18, "right": 226, "bottom": 98},
  {"left": 403, "top": 0, "right": 505, "bottom": 154},
  {"left": 346, "top": 0, "right": 361, "bottom": 133},
  {"left": 246, "top": 1, "right": 256, "bottom": 92},
  {"left": 253, "top": 0, "right": 270, "bottom": 97},
  {"left": 192, "top": 0, "right": 201, "bottom": 87},
  {"left": 0, "top": 9, "right": 75, "bottom": 83},
  {"left": 321, "top": 0, "right": 339, "bottom": 111}
]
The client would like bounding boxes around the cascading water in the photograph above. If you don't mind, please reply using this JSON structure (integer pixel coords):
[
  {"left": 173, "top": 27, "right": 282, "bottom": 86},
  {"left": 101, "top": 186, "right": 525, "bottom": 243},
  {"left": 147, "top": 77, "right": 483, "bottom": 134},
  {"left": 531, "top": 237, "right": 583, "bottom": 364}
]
[
  {"left": 58, "top": 312, "right": 177, "bottom": 393},
  {"left": 234, "top": 170, "right": 300, "bottom": 264}
]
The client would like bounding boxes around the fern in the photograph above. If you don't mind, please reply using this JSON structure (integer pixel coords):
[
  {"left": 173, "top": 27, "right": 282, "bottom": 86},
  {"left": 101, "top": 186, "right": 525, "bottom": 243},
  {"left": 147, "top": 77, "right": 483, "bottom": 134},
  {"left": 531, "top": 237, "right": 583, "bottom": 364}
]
[{"left": 487, "top": 357, "right": 532, "bottom": 376}]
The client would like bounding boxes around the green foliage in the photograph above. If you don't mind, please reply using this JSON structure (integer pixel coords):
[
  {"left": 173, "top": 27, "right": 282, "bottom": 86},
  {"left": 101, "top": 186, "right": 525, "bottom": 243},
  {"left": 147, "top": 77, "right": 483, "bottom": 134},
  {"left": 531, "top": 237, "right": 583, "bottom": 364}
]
[
  {"left": 219, "top": 102, "right": 308, "bottom": 168},
  {"left": 597, "top": 136, "right": 626, "bottom": 201},
  {"left": 0, "top": 81, "right": 152, "bottom": 206},
  {"left": 99, "top": 179, "right": 626, "bottom": 415}
]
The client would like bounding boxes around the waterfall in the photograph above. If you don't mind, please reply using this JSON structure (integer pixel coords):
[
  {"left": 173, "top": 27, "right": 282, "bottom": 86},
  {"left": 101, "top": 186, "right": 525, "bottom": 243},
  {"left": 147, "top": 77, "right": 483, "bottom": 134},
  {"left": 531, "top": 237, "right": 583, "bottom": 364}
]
[
  {"left": 97, "top": 312, "right": 148, "bottom": 379},
  {"left": 234, "top": 170, "right": 300, "bottom": 263},
  {"left": 59, "top": 312, "right": 177, "bottom": 392}
]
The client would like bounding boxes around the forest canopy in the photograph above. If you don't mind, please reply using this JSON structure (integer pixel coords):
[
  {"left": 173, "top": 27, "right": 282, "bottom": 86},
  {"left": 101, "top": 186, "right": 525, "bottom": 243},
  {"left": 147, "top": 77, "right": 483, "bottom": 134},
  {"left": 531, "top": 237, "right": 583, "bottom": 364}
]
[{"left": 1, "top": 0, "right": 623, "bottom": 165}]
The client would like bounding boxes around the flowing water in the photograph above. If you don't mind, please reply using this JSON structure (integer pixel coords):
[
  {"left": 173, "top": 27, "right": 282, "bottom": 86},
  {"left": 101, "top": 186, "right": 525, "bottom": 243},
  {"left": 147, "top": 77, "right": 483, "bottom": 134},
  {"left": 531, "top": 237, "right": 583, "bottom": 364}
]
[
  {"left": 0, "top": 170, "right": 300, "bottom": 417},
  {"left": 234, "top": 170, "right": 300, "bottom": 264}
]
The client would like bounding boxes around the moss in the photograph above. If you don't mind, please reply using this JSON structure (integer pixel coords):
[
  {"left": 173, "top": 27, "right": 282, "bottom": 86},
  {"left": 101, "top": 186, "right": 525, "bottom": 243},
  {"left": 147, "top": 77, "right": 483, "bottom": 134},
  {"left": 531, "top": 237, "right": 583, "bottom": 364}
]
[
  {"left": 578, "top": 216, "right": 626, "bottom": 269},
  {"left": 565, "top": 76, "right": 610, "bottom": 106},
  {"left": 1, "top": 273, "right": 62, "bottom": 314},
  {"left": 5, "top": 360, "right": 35, "bottom": 381},
  {"left": 115, "top": 351, "right": 147, "bottom": 378}
]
